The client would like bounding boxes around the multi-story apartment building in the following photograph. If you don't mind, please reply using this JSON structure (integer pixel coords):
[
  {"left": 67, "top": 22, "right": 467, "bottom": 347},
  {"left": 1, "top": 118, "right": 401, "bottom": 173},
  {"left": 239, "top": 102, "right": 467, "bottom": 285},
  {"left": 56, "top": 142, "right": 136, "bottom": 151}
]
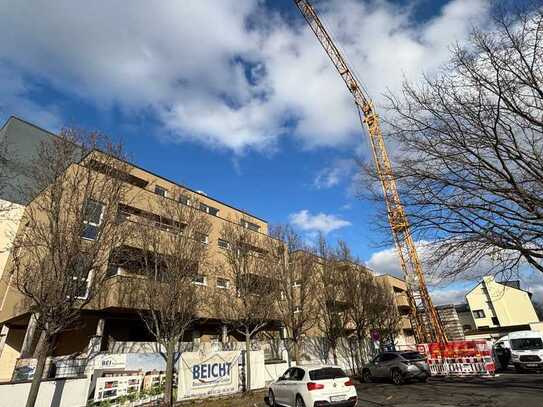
[
  {"left": 375, "top": 274, "right": 416, "bottom": 349},
  {"left": 0, "top": 117, "right": 274, "bottom": 380}
]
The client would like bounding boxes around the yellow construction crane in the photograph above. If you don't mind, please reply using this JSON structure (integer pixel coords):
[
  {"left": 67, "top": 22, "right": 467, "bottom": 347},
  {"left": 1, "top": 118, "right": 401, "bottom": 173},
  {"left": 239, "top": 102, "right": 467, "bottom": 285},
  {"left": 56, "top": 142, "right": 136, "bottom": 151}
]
[{"left": 294, "top": 0, "right": 446, "bottom": 344}]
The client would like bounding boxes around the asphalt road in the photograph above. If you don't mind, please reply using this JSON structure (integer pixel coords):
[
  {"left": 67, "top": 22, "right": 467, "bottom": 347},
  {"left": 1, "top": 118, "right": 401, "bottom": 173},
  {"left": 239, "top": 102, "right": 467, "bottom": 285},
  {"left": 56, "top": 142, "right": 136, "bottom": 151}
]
[
  {"left": 356, "top": 372, "right": 543, "bottom": 407},
  {"left": 173, "top": 371, "right": 543, "bottom": 406}
]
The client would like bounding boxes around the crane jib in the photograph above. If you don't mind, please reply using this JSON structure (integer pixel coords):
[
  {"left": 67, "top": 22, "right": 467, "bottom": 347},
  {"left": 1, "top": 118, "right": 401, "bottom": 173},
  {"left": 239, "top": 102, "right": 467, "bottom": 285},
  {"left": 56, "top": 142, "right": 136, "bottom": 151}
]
[{"left": 293, "top": 0, "right": 447, "bottom": 344}]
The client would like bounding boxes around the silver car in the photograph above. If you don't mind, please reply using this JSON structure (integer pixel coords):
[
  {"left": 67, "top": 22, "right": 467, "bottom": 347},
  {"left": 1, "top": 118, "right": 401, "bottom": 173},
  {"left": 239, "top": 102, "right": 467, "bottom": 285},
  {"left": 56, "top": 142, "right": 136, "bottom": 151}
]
[{"left": 362, "top": 351, "right": 430, "bottom": 385}]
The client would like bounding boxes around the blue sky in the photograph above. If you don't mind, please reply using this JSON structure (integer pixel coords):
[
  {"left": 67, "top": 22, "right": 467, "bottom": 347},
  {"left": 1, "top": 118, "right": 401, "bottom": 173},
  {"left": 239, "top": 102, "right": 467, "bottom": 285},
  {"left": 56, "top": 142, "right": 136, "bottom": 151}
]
[{"left": 1, "top": 0, "right": 542, "bottom": 304}]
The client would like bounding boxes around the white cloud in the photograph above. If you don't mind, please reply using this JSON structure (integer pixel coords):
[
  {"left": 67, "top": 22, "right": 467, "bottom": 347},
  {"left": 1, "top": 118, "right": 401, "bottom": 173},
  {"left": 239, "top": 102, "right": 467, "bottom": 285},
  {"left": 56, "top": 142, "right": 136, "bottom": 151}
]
[
  {"left": 430, "top": 288, "right": 468, "bottom": 306},
  {"left": 366, "top": 242, "right": 543, "bottom": 305},
  {"left": 0, "top": 0, "right": 490, "bottom": 153},
  {"left": 314, "top": 159, "right": 355, "bottom": 189},
  {"left": 289, "top": 209, "right": 351, "bottom": 235}
]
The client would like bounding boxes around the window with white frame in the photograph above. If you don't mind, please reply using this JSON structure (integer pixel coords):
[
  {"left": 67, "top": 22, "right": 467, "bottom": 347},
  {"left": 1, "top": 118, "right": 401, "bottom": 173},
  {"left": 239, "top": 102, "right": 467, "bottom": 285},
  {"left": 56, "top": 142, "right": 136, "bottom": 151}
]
[
  {"left": 218, "top": 238, "right": 229, "bottom": 249},
  {"left": 216, "top": 277, "right": 229, "bottom": 289},
  {"left": 192, "top": 275, "right": 207, "bottom": 286},
  {"left": 71, "top": 255, "right": 93, "bottom": 299},
  {"left": 473, "top": 309, "right": 486, "bottom": 318},
  {"left": 292, "top": 280, "right": 302, "bottom": 288},
  {"left": 199, "top": 202, "right": 219, "bottom": 216},
  {"left": 155, "top": 185, "right": 168, "bottom": 197},
  {"left": 179, "top": 194, "right": 191, "bottom": 206},
  {"left": 195, "top": 232, "right": 208, "bottom": 244},
  {"left": 82, "top": 200, "right": 104, "bottom": 240},
  {"left": 241, "top": 219, "right": 260, "bottom": 231},
  {"left": 294, "top": 305, "right": 302, "bottom": 313}
]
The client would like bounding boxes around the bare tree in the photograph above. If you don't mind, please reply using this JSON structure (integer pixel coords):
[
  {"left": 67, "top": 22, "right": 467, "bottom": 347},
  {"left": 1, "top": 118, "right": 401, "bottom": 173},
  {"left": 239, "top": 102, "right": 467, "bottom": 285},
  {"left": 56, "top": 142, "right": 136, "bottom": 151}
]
[
  {"left": 314, "top": 235, "right": 350, "bottom": 365},
  {"left": 363, "top": 8, "right": 543, "bottom": 279},
  {"left": 266, "top": 225, "right": 319, "bottom": 365},
  {"left": 335, "top": 245, "right": 378, "bottom": 374},
  {"left": 8, "top": 129, "right": 133, "bottom": 407},
  {"left": 371, "top": 281, "right": 403, "bottom": 351},
  {"left": 128, "top": 188, "right": 211, "bottom": 406},
  {"left": 212, "top": 218, "right": 276, "bottom": 391}
]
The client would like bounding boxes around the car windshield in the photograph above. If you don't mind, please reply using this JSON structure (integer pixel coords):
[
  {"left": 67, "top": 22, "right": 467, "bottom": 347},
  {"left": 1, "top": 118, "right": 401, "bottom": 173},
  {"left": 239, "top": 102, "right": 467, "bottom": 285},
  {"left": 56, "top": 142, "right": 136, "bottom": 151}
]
[
  {"left": 510, "top": 338, "right": 543, "bottom": 350},
  {"left": 309, "top": 367, "right": 347, "bottom": 380},
  {"left": 401, "top": 352, "right": 425, "bottom": 360}
]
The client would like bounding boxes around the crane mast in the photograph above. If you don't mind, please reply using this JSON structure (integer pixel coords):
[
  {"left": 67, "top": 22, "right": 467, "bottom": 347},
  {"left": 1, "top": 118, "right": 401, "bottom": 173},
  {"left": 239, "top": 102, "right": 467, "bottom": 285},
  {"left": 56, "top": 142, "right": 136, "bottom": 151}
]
[{"left": 294, "top": 0, "right": 446, "bottom": 344}]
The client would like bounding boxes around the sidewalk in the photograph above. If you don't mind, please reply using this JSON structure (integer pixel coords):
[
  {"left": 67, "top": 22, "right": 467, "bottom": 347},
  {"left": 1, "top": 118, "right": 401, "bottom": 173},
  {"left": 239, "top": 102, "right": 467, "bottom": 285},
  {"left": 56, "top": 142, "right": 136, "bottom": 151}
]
[{"left": 173, "top": 390, "right": 267, "bottom": 407}]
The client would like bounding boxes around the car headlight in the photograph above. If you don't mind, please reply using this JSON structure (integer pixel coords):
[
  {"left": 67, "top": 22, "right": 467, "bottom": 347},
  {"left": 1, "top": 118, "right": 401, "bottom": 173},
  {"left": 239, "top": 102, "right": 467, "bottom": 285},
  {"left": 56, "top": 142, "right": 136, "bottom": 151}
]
[{"left": 511, "top": 353, "right": 520, "bottom": 360}]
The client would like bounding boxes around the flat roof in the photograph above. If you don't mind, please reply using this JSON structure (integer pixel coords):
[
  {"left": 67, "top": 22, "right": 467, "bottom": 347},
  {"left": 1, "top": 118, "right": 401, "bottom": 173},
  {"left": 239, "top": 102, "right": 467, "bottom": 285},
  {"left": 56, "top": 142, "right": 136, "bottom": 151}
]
[{"left": 2, "top": 115, "right": 267, "bottom": 223}]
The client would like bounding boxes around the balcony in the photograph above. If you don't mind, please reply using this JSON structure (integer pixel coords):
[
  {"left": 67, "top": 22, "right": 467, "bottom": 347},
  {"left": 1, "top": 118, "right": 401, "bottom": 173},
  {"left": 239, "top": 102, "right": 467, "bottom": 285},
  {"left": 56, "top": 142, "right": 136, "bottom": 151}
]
[
  {"left": 395, "top": 293, "right": 410, "bottom": 308},
  {"left": 400, "top": 316, "right": 412, "bottom": 330}
]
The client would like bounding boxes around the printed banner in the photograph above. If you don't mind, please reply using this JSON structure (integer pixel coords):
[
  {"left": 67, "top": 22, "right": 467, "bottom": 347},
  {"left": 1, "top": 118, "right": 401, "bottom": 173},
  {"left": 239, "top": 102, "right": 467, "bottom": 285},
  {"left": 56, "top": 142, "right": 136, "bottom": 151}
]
[{"left": 177, "top": 350, "right": 241, "bottom": 400}]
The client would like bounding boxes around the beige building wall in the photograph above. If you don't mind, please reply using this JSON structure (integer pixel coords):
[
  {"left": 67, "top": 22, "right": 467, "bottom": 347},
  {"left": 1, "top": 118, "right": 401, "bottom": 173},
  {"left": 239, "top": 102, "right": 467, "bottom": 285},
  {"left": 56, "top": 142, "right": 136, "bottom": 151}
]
[
  {"left": 376, "top": 274, "right": 416, "bottom": 348},
  {"left": 466, "top": 276, "right": 539, "bottom": 329},
  {"left": 0, "top": 200, "right": 25, "bottom": 281}
]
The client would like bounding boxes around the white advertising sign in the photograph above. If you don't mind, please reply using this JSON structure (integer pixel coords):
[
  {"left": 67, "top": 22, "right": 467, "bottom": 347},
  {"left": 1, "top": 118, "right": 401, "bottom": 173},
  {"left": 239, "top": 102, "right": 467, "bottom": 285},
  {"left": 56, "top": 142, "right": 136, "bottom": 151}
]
[{"left": 177, "top": 351, "right": 241, "bottom": 400}]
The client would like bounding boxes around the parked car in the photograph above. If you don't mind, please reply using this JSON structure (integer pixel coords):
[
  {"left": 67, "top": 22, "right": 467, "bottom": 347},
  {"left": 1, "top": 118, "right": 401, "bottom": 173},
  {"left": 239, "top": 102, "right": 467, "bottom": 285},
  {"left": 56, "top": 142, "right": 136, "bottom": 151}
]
[
  {"left": 268, "top": 364, "right": 358, "bottom": 407},
  {"left": 495, "top": 331, "right": 543, "bottom": 372},
  {"left": 362, "top": 351, "right": 429, "bottom": 385}
]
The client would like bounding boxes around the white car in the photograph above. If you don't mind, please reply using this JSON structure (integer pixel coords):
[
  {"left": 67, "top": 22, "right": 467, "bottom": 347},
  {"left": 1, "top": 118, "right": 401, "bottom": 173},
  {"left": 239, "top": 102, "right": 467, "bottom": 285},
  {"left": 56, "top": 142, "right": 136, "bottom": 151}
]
[{"left": 268, "top": 364, "right": 358, "bottom": 407}]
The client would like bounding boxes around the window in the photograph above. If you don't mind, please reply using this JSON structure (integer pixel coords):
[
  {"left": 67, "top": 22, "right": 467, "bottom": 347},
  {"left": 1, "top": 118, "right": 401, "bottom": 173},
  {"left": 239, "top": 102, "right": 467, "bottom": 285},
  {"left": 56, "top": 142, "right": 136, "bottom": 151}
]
[
  {"left": 241, "top": 219, "right": 260, "bottom": 231},
  {"left": 179, "top": 194, "right": 191, "bottom": 206},
  {"left": 309, "top": 367, "right": 347, "bottom": 380},
  {"left": 290, "top": 368, "right": 305, "bottom": 381},
  {"left": 400, "top": 352, "right": 424, "bottom": 361},
  {"left": 192, "top": 275, "right": 207, "bottom": 286},
  {"left": 199, "top": 203, "right": 219, "bottom": 216},
  {"left": 462, "top": 324, "right": 472, "bottom": 331},
  {"left": 218, "top": 239, "right": 229, "bottom": 249},
  {"left": 280, "top": 291, "right": 286, "bottom": 301},
  {"left": 473, "top": 309, "right": 486, "bottom": 318},
  {"left": 71, "top": 255, "right": 92, "bottom": 299},
  {"left": 216, "top": 277, "right": 229, "bottom": 289},
  {"left": 82, "top": 200, "right": 104, "bottom": 240},
  {"left": 155, "top": 186, "right": 167, "bottom": 197},
  {"left": 294, "top": 305, "right": 302, "bottom": 314},
  {"left": 380, "top": 353, "right": 398, "bottom": 362},
  {"left": 195, "top": 232, "right": 208, "bottom": 244},
  {"left": 292, "top": 280, "right": 302, "bottom": 288},
  {"left": 510, "top": 338, "right": 543, "bottom": 351}
]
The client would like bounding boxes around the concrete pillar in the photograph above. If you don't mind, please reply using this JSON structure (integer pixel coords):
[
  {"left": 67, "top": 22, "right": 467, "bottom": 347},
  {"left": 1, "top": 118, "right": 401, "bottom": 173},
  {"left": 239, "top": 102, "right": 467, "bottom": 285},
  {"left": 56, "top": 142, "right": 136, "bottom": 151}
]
[
  {"left": 221, "top": 325, "right": 228, "bottom": 344},
  {"left": 20, "top": 313, "right": 39, "bottom": 358},
  {"left": 87, "top": 318, "right": 106, "bottom": 356},
  {"left": 0, "top": 325, "right": 8, "bottom": 358}
]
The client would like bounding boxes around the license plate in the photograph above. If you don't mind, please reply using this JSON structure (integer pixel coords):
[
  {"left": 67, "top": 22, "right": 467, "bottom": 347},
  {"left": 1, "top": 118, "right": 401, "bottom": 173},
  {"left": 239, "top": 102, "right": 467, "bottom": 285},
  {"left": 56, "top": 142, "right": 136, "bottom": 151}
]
[
  {"left": 330, "top": 395, "right": 346, "bottom": 402},
  {"left": 526, "top": 363, "right": 538, "bottom": 367}
]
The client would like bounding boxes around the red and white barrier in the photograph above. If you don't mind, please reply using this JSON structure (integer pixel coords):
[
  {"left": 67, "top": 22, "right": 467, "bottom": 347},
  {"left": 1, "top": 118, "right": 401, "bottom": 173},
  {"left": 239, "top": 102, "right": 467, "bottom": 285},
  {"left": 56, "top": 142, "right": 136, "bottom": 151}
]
[{"left": 418, "top": 341, "right": 495, "bottom": 377}]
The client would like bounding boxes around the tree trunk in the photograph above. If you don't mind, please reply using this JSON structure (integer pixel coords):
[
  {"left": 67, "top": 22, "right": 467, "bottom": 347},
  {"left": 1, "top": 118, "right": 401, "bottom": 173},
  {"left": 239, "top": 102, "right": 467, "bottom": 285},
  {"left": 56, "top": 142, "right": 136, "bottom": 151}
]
[
  {"left": 332, "top": 345, "right": 338, "bottom": 365},
  {"left": 25, "top": 332, "right": 53, "bottom": 407},
  {"left": 285, "top": 338, "right": 292, "bottom": 368},
  {"left": 164, "top": 339, "right": 176, "bottom": 406},
  {"left": 293, "top": 340, "right": 300, "bottom": 365},
  {"left": 245, "top": 332, "right": 251, "bottom": 392}
]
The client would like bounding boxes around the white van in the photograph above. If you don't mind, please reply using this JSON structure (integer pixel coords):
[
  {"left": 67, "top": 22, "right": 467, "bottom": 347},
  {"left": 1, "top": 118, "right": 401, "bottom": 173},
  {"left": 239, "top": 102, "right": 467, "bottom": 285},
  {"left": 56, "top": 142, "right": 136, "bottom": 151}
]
[{"left": 496, "top": 330, "right": 543, "bottom": 372}]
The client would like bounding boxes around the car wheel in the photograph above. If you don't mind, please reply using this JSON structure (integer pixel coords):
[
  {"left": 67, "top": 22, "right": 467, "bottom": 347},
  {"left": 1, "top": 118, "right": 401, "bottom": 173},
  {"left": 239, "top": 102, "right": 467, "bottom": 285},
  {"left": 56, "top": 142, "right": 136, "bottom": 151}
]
[
  {"left": 295, "top": 395, "right": 306, "bottom": 407},
  {"left": 419, "top": 375, "right": 428, "bottom": 383},
  {"left": 362, "top": 369, "right": 373, "bottom": 383},
  {"left": 391, "top": 368, "right": 404, "bottom": 385},
  {"left": 268, "top": 389, "right": 276, "bottom": 407}
]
